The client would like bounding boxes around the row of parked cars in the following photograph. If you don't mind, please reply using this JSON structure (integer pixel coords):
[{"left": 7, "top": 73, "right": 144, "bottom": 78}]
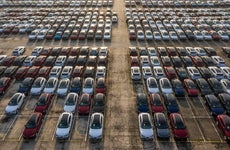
[
  {"left": 0, "top": 0, "right": 114, "bottom": 7},
  {"left": 126, "top": 7, "right": 230, "bottom": 41},
  {"left": 130, "top": 46, "right": 230, "bottom": 140}
]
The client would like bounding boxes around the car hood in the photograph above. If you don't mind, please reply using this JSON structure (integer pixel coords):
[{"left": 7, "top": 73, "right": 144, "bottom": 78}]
[
  {"left": 140, "top": 128, "right": 153, "bottom": 138},
  {"left": 89, "top": 128, "right": 102, "bottom": 138},
  {"left": 83, "top": 88, "right": 93, "bottom": 94},
  {"left": 23, "top": 128, "right": 36, "bottom": 137},
  {"left": 5, "top": 105, "right": 18, "bottom": 113},
  {"left": 152, "top": 106, "right": 164, "bottom": 113},
  {"left": 157, "top": 128, "right": 170, "bottom": 138},
  {"left": 64, "top": 105, "right": 76, "bottom": 113},
  {"left": 211, "top": 107, "right": 224, "bottom": 115},
  {"left": 56, "top": 128, "right": 70, "bottom": 137},
  {"left": 167, "top": 105, "right": 179, "bottom": 113},
  {"left": 138, "top": 106, "right": 149, "bottom": 113},
  {"left": 174, "top": 129, "right": 188, "bottom": 138}
]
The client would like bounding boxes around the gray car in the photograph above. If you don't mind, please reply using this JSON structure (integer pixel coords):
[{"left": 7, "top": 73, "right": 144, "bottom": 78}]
[{"left": 154, "top": 112, "right": 170, "bottom": 138}]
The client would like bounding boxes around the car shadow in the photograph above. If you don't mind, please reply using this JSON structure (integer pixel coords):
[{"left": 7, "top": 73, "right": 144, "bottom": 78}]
[
  {"left": 142, "top": 140, "right": 156, "bottom": 150},
  {"left": 19, "top": 139, "right": 36, "bottom": 150},
  {"left": 55, "top": 140, "right": 70, "bottom": 150},
  {"left": 175, "top": 140, "right": 193, "bottom": 150},
  {"left": 89, "top": 139, "right": 104, "bottom": 150}
]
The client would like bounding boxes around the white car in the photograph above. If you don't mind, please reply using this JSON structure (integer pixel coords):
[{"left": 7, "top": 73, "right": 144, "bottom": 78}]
[
  {"left": 5, "top": 93, "right": 26, "bottom": 115},
  {"left": 193, "top": 30, "right": 203, "bottom": 40},
  {"left": 153, "top": 66, "right": 165, "bottom": 79},
  {"left": 99, "top": 47, "right": 108, "bottom": 57},
  {"left": 37, "top": 30, "right": 47, "bottom": 40},
  {"left": 12, "top": 46, "right": 26, "bottom": 56},
  {"left": 49, "top": 66, "right": 62, "bottom": 78},
  {"left": 153, "top": 31, "right": 161, "bottom": 40},
  {"left": 202, "top": 30, "right": 212, "bottom": 40},
  {"left": 220, "top": 79, "right": 230, "bottom": 94},
  {"left": 103, "top": 30, "right": 111, "bottom": 40},
  {"left": 137, "top": 30, "right": 145, "bottom": 40},
  {"left": 145, "top": 30, "right": 153, "bottom": 40},
  {"left": 212, "top": 56, "right": 226, "bottom": 67},
  {"left": 82, "top": 77, "right": 94, "bottom": 94},
  {"left": 218, "top": 31, "right": 229, "bottom": 41},
  {"left": 146, "top": 77, "right": 159, "bottom": 94},
  {"left": 169, "top": 31, "right": 178, "bottom": 40},
  {"left": 57, "top": 78, "right": 70, "bottom": 96},
  {"left": 96, "top": 66, "right": 106, "bottom": 79},
  {"left": 138, "top": 113, "right": 154, "bottom": 140},
  {"left": 148, "top": 47, "right": 157, "bottom": 56},
  {"left": 43, "top": 77, "right": 59, "bottom": 94},
  {"left": 61, "top": 66, "right": 73, "bottom": 79},
  {"left": 64, "top": 93, "right": 78, "bottom": 113},
  {"left": 159, "top": 78, "right": 173, "bottom": 94},
  {"left": 30, "top": 77, "right": 47, "bottom": 95},
  {"left": 185, "top": 47, "right": 197, "bottom": 56},
  {"left": 194, "top": 47, "right": 206, "bottom": 56},
  {"left": 31, "top": 46, "right": 43, "bottom": 56},
  {"left": 208, "top": 66, "right": 225, "bottom": 80},
  {"left": 55, "top": 112, "right": 74, "bottom": 139},
  {"left": 89, "top": 113, "right": 104, "bottom": 140},
  {"left": 28, "top": 29, "right": 39, "bottom": 40},
  {"left": 23, "top": 56, "right": 36, "bottom": 66},
  {"left": 55, "top": 56, "right": 67, "bottom": 66},
  {"left": 187, "top": 67, "right": 202, "bottom": 80},
  {"left": 140, "top": 56, "right": 150, "bottom": 67},
  {"left": 131, "top": 66, "right": 142, "bottom": 80},
  {"left": 220, "top": 67, "right": 230, "bottom": 79},
  {"left": 142, "top": 66, "right": 153, "bottom": 80},
  {"left": 150, "top": 56, "right": 161, "bottom": 66}
]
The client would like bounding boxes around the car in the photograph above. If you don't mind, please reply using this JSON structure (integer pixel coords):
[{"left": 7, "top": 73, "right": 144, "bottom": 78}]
[
  {"left": 131, "top": 66, "right": 142, "bottom": 80},
  {"left": 184, "top": 79, "right": 198, "bottom": 96},
  {"left": 5, "top": 93, "right": 26, "bottom": 115},
  {"left": 12, "top": 46, "right": 26, "bottom": 56},
  {"left": 30, "top": 77, "right": 47, "bottom": 95},
  {"left": 92, "top": 93, "right": 105, "bottom": 113},
  {"left": 55, "top": 112, "right": 74, "bottom": 139},
  {"left": 153, "top": 66, "right": 165, "bottom": 80},
  {"left": 3, "top": 66, "right": 18, "bottom": 78},
  {"left": 150, "top": 56, "right": 161, "bottom": 67},
  {"left": 142, "top": 66, "right": 153, "bottom": 80},
  {"left": 159, "top": 78, "right": 173, "bottom": 94},
  {"left": 161, "top": 56, "right": 172, "bottom": 67},
  {"left": 208, "top": 67, "right": 225, "bottom": 80},
  {"left": 204, "top": 47, "right": 217, "bottom": 56},
  {"left": 78, "top": 93, "right": 91, "bottom": 115},
  {"left": 23, "top": 56, "right": 36, "bottom": 66},
  {"left": 196, "top": 78, "right": 212, "bottom": 96},
  {"left": 194, "top": 47, "right": 206, "bottom": 56},
  {"left": 154, "top": 112, "right": 170, "bottom": 138},
  {"left": 129, "top": 47, "right": 138, "bottom": 56},
  {"left": 191, "top": 56, "right": 205, "bottom": 67},
  {"left": 23, "top": 112, "right": 43, "bottom": 139},
  {"left": 187, "top": 67, "right": 201, "bottom": 80},
  {"left": 89, "top": 113, "right": 104, "bottom": 140},
  {"left": 49, "top": 66, "right": 62, "bottom": 78},
  {"left": 170, "top": 113, "right": 188, "bottom": 139},
  {"left": 176, "top": 47, "right": 187, "bottom": 56},
  {"left": 43, "top": 77, "right": 59, "bottom": 94},
  {"left": 61, "top": 66, "right": 73, "bottom": 79},
  {"left": 198, "top": 67, "right": 213, "bottom": 79},
  {"left": 220, "top": 67, "right": 230, "bottom": 79},
  {"left": 57, "top": 78, "right": 70, "bottom": 96},
  {"left": 82, "top": 77, "right": 94, "bottom": 95},
  {"left": 72, "top": 66, "right": 84, "bottom": 78},
  {"left": 96, "top": 78, "right": 106, "bottom": 94},
  {"left": 64, "top": 93, "right": 78, "bottom": 113},
  {"left": 205, "top": 94, "right": 225, "bottom": 116},
  {"left": 222, "top": 47, "right": 230, "bottom": 58},
  {"left": 166, "top": 47, "right": 177, "bottom": 56},
  {"left": 201, "top": 56, "right": 216, "bottom": 67},
  {"left": 218, "top": 93, "right": 230, "bottom": 115},
  {"left": 96, "top": 66, "right": 106, "bottom": 79},
  {"left": 33, "top": 56, "right": 47, "bottom": 66},
  {"left": 208, "top": 78, "right": 225, "bottom": 95},
  {"left": 138, "top": 113, "right": 154, "bottom": 141},
  {"left": 12, "top": 55, "right": 27, "bottom": 66},
  {"left": 40, "top": 47, "right": 52, "bottom": 56},
  {"left": 55, "top": 56, "right": 67, "bottom": 66},
  {"left": 220, "top": 79, "right": 230, "bottom": 94},
  {"left": 54, "top": 31, "right": 63, "bottom": 40},
  {"left": 164, "top": 66, "right": 177, "bottom": 80},
  {"left": 50, "top": 47, "right": 61, "bottom": 56},
  {"left": 15, "top": 66, "right": 30, "bottom": 80},
  {"left": 171, "top": 56, "right": 182, "bottom": 67},
  {"left": 146, "top": 77, "right": 159, "bottom": 94},
  {"left": 216, "top": 115, "right": 230, "bottom": 140},
  {"left": 70, "top": 77, "right": 82, "bottom": 94},
  {"left": 211, "top": 56, "right": 226, "bottom": 67},
  {"left": 31, "top": 47, "right": 43, "bottom": 56},
  {"left": 148, "top": 47, "right": 157, "bottom": 56},
  {"left": 175, "top": 67, "right": 188, "bottom": 81},
  {"left": 44, "top": 56, "right": 56, "bottom": 66},
  {"left": 136, "top": 93, "right": 149, "bottom": 113},
  {"left": 76, "top": 56, "right": 87, "bottom": 66},
  {"left": 25, "top": 66, "right": 40, "bottom": 78},
  {"left": 163, "top": 93, "right": 179, "bottom": 114},
  {"left": 185, "top": 47, "right": 197, "bottom": 56},
  {"left": 149, "top": 94, "right": 164, "bottom": 113},
  {"left": 2, "top": 56, "right": 16, "bottom": 66},
  {"left": 140, "top": 56, "right": 150, "bottom": 67},
  {"left": 34, "top": 93, "right": 53, "bottom": 114},
  {"left": 18, "top": 77, "right": 34, "bottom": 95},
  {"left": 130, "top": 56, "right": 140, "bottom": 67},
  {"left": 0, "top": 77, "right": 11, "bottom": 95},
  {"left": 171, "top": 79, "right": 185, "bottom": 96},
  {"left": 37, "top": 66, "right": 51, "bottom": 78}
]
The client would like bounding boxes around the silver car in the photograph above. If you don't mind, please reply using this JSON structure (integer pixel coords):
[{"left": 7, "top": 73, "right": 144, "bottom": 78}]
[
  {"left": 154, "top": 112, "right": 170, "bottom": 138},
  {"left": 64, "top": 93, "right": 78, "bottom": 113},
  {"left": 89, "top": 113, "right": 104, "bottom": 140},
  {"left": 138, "top": 113, "right": 154, "bottom": 140}
]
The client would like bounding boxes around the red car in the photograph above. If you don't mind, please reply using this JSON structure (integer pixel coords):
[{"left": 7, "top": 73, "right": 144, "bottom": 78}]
[
  {"left": 45, "top": 29, "right": 55, "bottom": 40},
  {"left": 37, "top": 66, "right": 51, "bottom": 78},
  {"left": 130, "top": 56, "right": 140, "bottom": 67},
  {"left": 1, "top": 56, "right": 16, "bottom": 66},
  {"left": 150, "top": 94, "right": 164, "bottom": 113},
  {"left": 191, "top": 56, "right": 205, "bottom": 67},
  {"left": 72, "top": 66, "right": 84, "bottom": 78},
  {"left": 25, "top": 66, "right": 40, "bottom": 78},
  {"left": 164, "top": 66, "right": 177, "bottom": 80},
  {"left": 170, "top": 113, "right": 188, "bottom": 140},
  {"left": 33, "top": 56, "right": 47, "bottom": 66},
  {"left": 69, "top": 47, "right": 80, "bottom": 56},
  {"left": 96, "top": 78, "right": 106, "bottom": 94},
  {"left": 78, "top": 94, "right": 91, "bottom": 115},
  {"left": 0, "top": 77, "right": 11, "bottom": 95},
  {"left": 60, "top": 47, "right": 71, "bottom": 56},
  {"left": 70, "top": 30, "right": 79, "bottom": 40},
  {"left": 23, "top": 112, "right": 43, "bottom": 139},
  {"left": 40, "top": 47, "right": 52, "bottom": 56},
  {"left": 216, "top": 114, "right": 230, "bottom": 141},
  {"left": 15, "top": 66, "right": 30, "bottom": 80},
  {"left": 166, "top": 47, "right": 177, "bottom": 56},
  {"left": 184, "top": 79, "right": 198, "bottom": 96},
  {"left": 34, "top": 93, "right": 53, "bottom": 114}
]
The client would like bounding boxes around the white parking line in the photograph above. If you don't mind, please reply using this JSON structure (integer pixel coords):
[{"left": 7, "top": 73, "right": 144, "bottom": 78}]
[{"left": 2, "top": 115, "right": 18, "bottom": 141}]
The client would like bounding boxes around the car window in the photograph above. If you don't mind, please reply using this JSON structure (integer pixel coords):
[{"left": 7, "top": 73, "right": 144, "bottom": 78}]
[
  {"left": 141, "top": 121, "right": 151, "bottom": 129},
  {"left": 8, "top": 97, "right": 18, "bottom": 106},
  {"left": 91, "top": 120, "right": 101, "bottom": 129},
  {"left": 58, "top": 119, "right": 69, "bottom": 128},
  {"left": 175, "top": 120, "right": 185, "bottom": 129},
  {"left": 25, "top": 119, "right": 36, "bottom": 129}
]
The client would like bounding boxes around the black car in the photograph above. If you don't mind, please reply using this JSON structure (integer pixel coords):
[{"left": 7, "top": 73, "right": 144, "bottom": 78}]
[
  {"left": 171, "top": 56, "right": 183, "bottom": 67},
  {"left": 76, "top": 56, "right": 87, "bottom": 66},
  {"left": 12, "top": 55, "right": 27, "bottom": 66},
  {"left": 86, "top": 56, "right": 97, "bottom": 67},
  {"left": 3, "top": 66, "right": 18, "bottom": 78},
  {"left": 201, "top": 56, "right": 216, "bottom": 67},
  {"left": 70, "top": 77, "right": 82, "bottom": 94},
  {"left": 176, "top": 67, "right": 189, "bottom": 81},
  {"left": 185, "top": 30, "right": 195, "bottom": 40},
  {"left": 66, "top": 56, "right": 77, "bottom": 66},
  {"left": 218, "top": 93, "right": 230, "bottom": 115},
  {"left": 157, "top": 47, "right": 168, "bottom": 56},
  {"left": 181, "top": 56, "right": 193, "bottom": 67},
  {"left": 196, "top": 78, "right": 212, "bottom": 96},
  {"left": 79, "top": 47, "right": 89, "bottom": 56},
  {"left": 198, "top": 67, "right": 213, "bottom": 79},
  {"left": 222, "top": 47, "right": 230, "bottom": 58},
  {"left": 163, "top": 94, "right": 179, "bottom": 114},
  {"left": 176, "top": 47, "right": 187, "bottom": 56},
  {"left": 0, "top": 66, "right": 6, "bottom": 76},
  {"left": 161, "top": 56, "right": 172, "bottom": 67},
  {"left": 18, "top": 77, "right": 34, "bottom": 95},
  {"left": 92, "top": 93, "right": 105, "bottom": 113},
  {"left": 136, "top": 93, "right": 149, "bottom": 113},
  {"left": 139, "top": 47, "right": 148, "bottom": 56},
  {"left": 208, "top": 78, "right": 225, "bottom": 95},
  {"left": 44, "top": 56, "right": 56, "bottom": 66},
  {"left": 129, "top": 47, "right": 138, "bottom": 56},
  {"left": 50, "top": 47, "right": 61, "bottom": 56},
  {"left": 83, "top": 67, "right": 95, "bottom": 78},
  {"left": 204, "top": 47, "right": 217, "bottom": 56}
]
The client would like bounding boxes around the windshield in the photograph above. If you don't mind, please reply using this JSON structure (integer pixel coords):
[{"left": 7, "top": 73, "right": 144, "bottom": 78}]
[
  {"left": 175, "top": 121, "right": 186, "bottom": 129},
  {"left": 94, "top": 100, "right": 104, "bottom": 106},
  {"left": 25, "top": 120, "right": 36, "bottom": 129},
  {"left": 141, "top": 121, "right": 152, "bottom": 129},
  {"left": 37, "top": 97, "right": 46, "bottom": 106},
  {"left": 8, "top": 98, "right": 18, "bottom": 106},
  {"left": 156, "top": 120, "right": 168, "bottom": 129},
  {"left": 65, "top": 98, "right": 75, "bottom": 106},
  {"left": 58, "top": 118, "right": 69, "bottom": 128},
  {"left": 91, "top": 121, "right": 101, "bottom": 129}
]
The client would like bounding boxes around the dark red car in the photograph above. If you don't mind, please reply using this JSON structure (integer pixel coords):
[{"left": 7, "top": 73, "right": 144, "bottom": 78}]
[
  {"left": 170, "top": 113, "right": 188, "bottom": 140},
  {"left": 33, "top": 56, "right": 47, "bottom": 66},
  {"left": 191, "top": 56, "right": 205, "bottom": 67},
  {"left": 130, "top": 56, "right": 140, "bottom": 67},
  {"left": 25, "top": 66, "right": 40, "bottom": 78},
  {"left": 0, "top": 77, "right": 11, "bottom": 95},
  {"left": 166, "top": 47, "right": 177, "bottom": 56},
  {"left": 15, "top": 66, "right": 30, "bottom": 80},
  {"left": 78, "top": 94, "right": 91, "bottom": 115},
  {"left": 216, "top": 114, "right": 230, "bottom": 141},
  {"left": 23, "top": 112, "right": 43, "bottom": 139},
  {"left": 40, "top": 47, "right": 52, "bottom": 56},
  {"left": 72, "top": 66, "right": 84, "bottom": 78},
  {"left": 96, "top": 78, "right": 106, "bottom": 94},
  {"left": 45, "top": 29, "right": 55, "bottom": 40},
  {"left": 150, "top": 94, "right": 164, "bottom": 113},
  {"left": 60, "top": 47, "right": 71, "bottom": 56},
  {"left": 184, "top": 79, "right": 198, "bottom": 96},
  {"left": 69, "top": 47, "right": 80, "bottom": 56},
  {"left": 70, "top": 30, "right": 79, "bottom": 40},
  {"left": 164, "top": 66, "right": 177, "bottom": 80},
  {"left": 34, "top": 93, "right": 53, "bottom": 114},
  {"left": 1, "top": 56, "right": 16, "bottom": 66},
  {"left": 37, "top": 66, "right": 51, "bottom": 78}
]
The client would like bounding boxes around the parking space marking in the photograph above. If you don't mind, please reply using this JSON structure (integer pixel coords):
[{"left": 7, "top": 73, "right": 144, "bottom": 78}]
[{"left": 2, "top": 115, "right": 18, "bottom": 141}]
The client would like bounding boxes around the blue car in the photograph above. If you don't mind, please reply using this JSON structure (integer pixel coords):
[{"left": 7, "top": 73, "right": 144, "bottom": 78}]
[
  {"left": 54, "top": 31, "right": 63, "bottom": 40},
  {"left": 70, "top": 77, "right": 82, "bottom": 94},
  {"left": 18, "top": 77, "right": 34, "bottom": 95},
  {"left": 171, "top": 79, "right": 185, "bottom": 96},
  {"left": 205, "top": 94, "right": 225, "bottom": 116},
  {"left": 136, "top": 93, "right": 149, "bottom": 113},
  {"left": 163, "top": 94, "right": 179, "bottom": 114}
]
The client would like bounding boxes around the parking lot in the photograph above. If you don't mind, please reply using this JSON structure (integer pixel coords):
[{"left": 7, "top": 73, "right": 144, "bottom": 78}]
[{"left": 0, "top": 0, "right": 230, "bottom": 150}]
